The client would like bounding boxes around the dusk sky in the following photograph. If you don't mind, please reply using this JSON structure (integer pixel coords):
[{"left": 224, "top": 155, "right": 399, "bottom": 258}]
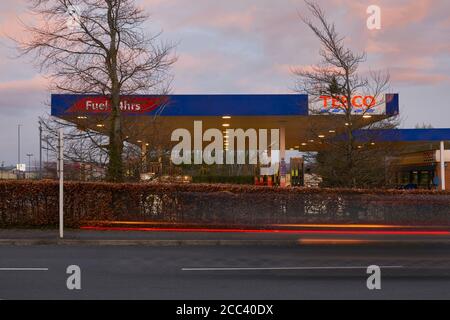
[{"left": 1, "top": 0, "right": 450, "bottom": 165}]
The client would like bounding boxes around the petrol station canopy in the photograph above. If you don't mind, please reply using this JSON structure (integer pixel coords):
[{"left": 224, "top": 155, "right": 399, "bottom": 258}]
[{"left": 51, "top": 93, "right": 406, "bottom": 151}]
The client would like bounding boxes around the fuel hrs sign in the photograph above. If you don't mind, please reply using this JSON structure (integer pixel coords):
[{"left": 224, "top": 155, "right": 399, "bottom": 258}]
[
  {"left": 311, "top": 95, "right": 385, "bottom": 115},
  {"left": 66, "top": 96, "right": 168, "bottom": 114}
]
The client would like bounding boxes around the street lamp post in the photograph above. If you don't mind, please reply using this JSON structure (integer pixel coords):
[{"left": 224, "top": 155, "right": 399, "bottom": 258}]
[
  {"left": 18, "top": 125, "right": 22, "bottom": 165},
  {"left": 26, "top": 153, "right": 34, "bottom": 178},
  {"left": 17, "top": 124, "right": 22, "bottom": 179}
]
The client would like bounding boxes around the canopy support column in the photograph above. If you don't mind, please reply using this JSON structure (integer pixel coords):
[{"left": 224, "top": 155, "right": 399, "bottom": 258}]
[{"left": 280, "top": 126, "right": 286, "bottom": 188}]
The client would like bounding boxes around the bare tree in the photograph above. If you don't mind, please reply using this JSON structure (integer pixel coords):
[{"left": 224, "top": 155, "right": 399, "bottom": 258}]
[
  {"left": 15, "top": 0, "right": 177, "bottom": 182},
  {"left": 293, "top": 1, "right": 399, "bottom": 188},
  {"left": 38, "top": 107, "right": 172, "bottom": 181},
  {"left": 38, "top": 114, "right": 109, "bottom": 180}
]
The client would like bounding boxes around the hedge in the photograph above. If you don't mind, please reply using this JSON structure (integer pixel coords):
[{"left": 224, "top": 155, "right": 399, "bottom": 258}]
[
  {"left": 192, "top": 175, "right": 254, "bottom": 185},
  {"left": 0, "top": 180, "right": 449, "bottom": 228}
]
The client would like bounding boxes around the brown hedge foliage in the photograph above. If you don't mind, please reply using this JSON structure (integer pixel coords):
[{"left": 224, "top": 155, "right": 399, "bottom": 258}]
[{"left": 0, "top": 180, "right": 449, "bottom": 228}]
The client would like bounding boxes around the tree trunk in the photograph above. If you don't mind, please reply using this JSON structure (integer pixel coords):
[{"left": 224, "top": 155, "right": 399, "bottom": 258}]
[
  {"left": 107, "top": 92, "right": 124, "bottom": 182},
  {"left": 106, "top": 2, "right": 123, "bottom": 183}
]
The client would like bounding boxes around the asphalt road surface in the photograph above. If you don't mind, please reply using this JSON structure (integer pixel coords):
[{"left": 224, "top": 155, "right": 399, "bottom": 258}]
[{"left": 0, "top": 244, "right": 449, "bottom": 300}]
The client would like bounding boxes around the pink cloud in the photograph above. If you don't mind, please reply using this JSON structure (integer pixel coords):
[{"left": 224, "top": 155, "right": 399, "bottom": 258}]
[
  {"left": 0, "top": 76, "right": 48, "bottom": 115},
  {"left": 0, "top": 76, "right": 48, "bottom": 91},
  {"left": 2, "top": 0, "right": 450, "bottom": 93},
  {"left": 390, "top": 67, "right": 450, "bottom": 85}
]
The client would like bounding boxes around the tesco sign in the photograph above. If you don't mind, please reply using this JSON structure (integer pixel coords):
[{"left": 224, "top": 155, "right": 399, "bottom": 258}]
[{"left": 311, "top": 95, "right": 385, "bottom": 115}]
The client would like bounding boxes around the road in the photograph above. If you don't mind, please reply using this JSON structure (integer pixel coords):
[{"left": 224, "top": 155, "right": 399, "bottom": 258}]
[{"left": 1, "top": 243, "right": 449, "bottom": 299}]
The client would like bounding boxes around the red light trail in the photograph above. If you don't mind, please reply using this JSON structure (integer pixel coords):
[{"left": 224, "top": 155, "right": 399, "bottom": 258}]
[{"left": 80, "top": 226, "right": 450, "bottom": 236}]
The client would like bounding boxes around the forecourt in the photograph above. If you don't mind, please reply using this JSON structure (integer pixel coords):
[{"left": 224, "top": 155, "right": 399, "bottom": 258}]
[{"left": 51, "top": 93, "right": 450, "bottom": 189}]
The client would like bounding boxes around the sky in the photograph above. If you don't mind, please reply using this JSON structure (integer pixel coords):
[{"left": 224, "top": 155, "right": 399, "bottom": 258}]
[{"left": 0, "top": 0, "right": 450, "bottom": 165}]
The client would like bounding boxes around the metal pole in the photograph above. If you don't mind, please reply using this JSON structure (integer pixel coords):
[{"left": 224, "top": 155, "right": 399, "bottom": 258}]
[
  {"left": 59, "top": 129, "right": 64, "bottom": 239},
  {"left": 46, "top": 137, "right": 49, "bottom": 163},
  {"left": 27, "top": 154, "right": 32, "bottom": 175},
  {"left": 440, "top": 141, "right": 446, "bottom": 191},
  {"left": 279, "top": 126, "right": 286, "bottom": 188},
  {"left": 17, "top": 124, "right": 22, "bottom": 179},
  {"left": 39, "top": 122, "right": 43, "bottom": 179},
  {"left": 18, "top": 124, "right": 21, "bottom": 166}
]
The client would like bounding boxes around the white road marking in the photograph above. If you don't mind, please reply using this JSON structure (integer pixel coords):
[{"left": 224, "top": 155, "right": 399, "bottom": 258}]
[
  {"left": 182, "top": 266, "right": 404, "bottom": 271},
  {"left": 0, "top": 268, "right": 49, "bottom": 271}
]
